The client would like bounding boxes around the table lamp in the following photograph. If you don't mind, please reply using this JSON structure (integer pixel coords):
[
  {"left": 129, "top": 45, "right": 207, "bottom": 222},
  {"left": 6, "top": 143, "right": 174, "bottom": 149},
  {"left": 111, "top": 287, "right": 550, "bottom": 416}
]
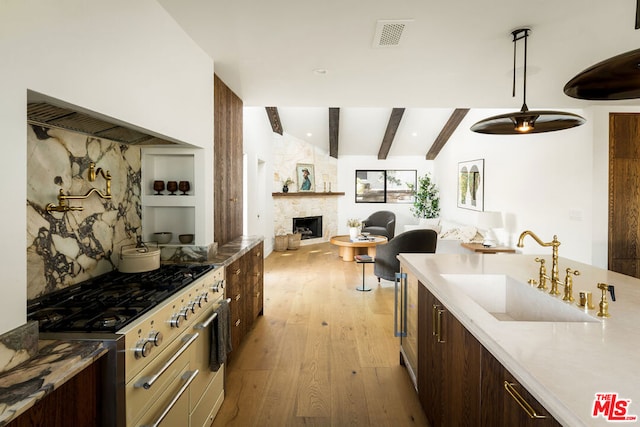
[{"left": 478, "top": 211, "right": 503, "bottom": 247}]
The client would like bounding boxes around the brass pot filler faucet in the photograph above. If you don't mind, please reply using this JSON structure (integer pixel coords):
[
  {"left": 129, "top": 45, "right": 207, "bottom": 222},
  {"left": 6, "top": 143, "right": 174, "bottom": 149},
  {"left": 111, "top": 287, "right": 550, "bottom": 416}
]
[
  {"left": 46, "top": 162, "right": 112, "bottom": 213},
  {"left": 517, "top": 230, "right": 615, "bottom": 317}
]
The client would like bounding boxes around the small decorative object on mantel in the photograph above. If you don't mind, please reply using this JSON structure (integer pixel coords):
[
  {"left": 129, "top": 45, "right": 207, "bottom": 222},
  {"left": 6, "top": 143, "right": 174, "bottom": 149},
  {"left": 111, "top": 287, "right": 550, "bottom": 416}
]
[{"left": 282, "top": 177, "right": 293, "bottom": 193}]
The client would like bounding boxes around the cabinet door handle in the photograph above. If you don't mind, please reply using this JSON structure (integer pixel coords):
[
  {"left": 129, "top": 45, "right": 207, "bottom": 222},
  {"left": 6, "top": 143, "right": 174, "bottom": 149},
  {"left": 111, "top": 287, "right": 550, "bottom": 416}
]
[
  {"left": 503, "top": 381, "right": 547, "bottom": 419},
  {"left": 432, "top": 304, "right": 439, "bottom": 337},
  {"left": 394, "top": 272, "right": 407, "bottom": 337},
  {"left": 235, "top": 319, "right": 241, "bottom": 327},
  {"left": 234, "top": 269, "right": 241, "bottom": 276},
  {"left": 436, "top": 308, "right": 446, "bottom": 343},
  {"left": 235, "top": 293, "right": 241, "bottom": 301}
]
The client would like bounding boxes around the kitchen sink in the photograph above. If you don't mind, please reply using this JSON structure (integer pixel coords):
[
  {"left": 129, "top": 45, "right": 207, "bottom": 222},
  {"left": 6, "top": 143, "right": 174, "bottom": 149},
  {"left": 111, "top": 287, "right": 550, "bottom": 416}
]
[{"left": 440, "top": 274, "right": 599, "bottom": 322}]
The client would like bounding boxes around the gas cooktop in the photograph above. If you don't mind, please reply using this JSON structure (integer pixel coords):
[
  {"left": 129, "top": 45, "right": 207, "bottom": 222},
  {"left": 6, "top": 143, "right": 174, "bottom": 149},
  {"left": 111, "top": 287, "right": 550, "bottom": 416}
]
[{"left": 27, "top": 264, "right": 216, "bottom": 333}]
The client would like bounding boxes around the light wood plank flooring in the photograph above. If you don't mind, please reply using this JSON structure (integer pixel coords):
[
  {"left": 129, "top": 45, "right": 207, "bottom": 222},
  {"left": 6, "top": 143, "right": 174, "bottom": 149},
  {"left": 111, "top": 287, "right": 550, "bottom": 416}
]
[{"left": 212, "top": 242, "right": 428, "bottom": 426}]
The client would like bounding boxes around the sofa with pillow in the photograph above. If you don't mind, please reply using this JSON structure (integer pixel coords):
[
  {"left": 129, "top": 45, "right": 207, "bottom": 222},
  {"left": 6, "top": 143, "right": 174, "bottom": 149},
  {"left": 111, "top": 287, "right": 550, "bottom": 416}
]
[{"left": 403, "top": 218, "right": 484, "bottom": 254}]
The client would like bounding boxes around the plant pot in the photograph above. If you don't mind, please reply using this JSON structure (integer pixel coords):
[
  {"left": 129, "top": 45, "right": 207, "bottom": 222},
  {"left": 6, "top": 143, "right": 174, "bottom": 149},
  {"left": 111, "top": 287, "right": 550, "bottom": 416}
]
[
  {"left": 349, "top": 227, "right": 360, "bottom": 240},
  {"left": 282, "top": 185, "right": 289, "bottom": 193}
]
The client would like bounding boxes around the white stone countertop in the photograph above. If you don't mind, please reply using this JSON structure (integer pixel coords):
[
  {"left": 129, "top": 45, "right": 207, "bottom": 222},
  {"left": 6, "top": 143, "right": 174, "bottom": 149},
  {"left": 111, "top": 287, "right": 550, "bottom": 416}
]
[
  {"left": 398, "top": 252, "right": 640, "bottom": 427},
  {"left": 0, "top": 340, "right": 106, "bottom": 425}
]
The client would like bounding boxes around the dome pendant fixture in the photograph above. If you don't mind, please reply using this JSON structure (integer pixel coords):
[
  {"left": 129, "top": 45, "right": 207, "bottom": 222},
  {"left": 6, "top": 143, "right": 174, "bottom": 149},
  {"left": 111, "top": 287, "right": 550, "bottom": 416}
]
[
  {"left": 563, "top": 0, "right": 640, "bottom": 100},
  {"left": 471, "top": 28, "right": 585, "bottom": 135}
]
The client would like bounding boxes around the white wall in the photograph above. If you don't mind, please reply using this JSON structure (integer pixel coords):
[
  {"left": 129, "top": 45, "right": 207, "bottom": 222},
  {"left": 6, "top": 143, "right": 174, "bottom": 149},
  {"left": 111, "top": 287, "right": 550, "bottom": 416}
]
[
  {"left": 243, "top": 107, "right": 275, "bottom": 253},
  {"left": 0, "top": 0, "right": 214, "bottom": 334},
  {"left": 337, "top": 156, "right": 435, "bottom": 235},
  {"left": 435, "top": 108, "right": 596, "bottom": 263}
]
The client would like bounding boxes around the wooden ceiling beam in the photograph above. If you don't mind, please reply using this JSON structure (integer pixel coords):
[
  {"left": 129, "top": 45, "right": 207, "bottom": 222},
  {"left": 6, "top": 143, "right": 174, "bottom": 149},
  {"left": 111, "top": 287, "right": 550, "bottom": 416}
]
[
  {"left": 329, "top": 107, "right": 339, "bottom": 158},
  {"left": 265, "top": 106, "right": 283, "bottom": 135},
  {"left": 426, "top": 108, "right": 470, "bottom": 160},
  {"left": 378, "top": 108, "right": 405, "bottom": 159}
]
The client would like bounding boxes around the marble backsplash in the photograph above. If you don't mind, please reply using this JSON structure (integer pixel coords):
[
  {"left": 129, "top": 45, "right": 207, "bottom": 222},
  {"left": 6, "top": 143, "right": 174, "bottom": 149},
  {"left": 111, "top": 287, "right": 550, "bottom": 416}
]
[{"left": 26, "top": 125, "right": 141, "bottom": 300}]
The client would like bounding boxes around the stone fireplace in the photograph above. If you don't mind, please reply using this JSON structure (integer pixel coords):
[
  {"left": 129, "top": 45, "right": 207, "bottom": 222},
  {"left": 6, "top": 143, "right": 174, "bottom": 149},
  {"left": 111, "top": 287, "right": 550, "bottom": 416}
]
[
  {"left": 273, "top": 195, "right": 338, "bottom": 245},
  {"left": 293, "top": 216, "right": 323, "bottom": 239}
]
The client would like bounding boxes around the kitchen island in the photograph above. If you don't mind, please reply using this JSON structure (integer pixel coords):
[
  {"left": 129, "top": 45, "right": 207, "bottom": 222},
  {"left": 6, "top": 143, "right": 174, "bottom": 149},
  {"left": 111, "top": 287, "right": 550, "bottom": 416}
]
[{"left": 399, "top": 252, "right": 640, "bottom": 426}]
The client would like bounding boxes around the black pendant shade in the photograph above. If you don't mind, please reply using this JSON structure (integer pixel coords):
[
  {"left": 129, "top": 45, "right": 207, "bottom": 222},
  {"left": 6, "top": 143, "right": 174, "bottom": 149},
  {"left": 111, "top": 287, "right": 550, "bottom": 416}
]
[
  {"left": 563, "top": 48, "right": 640, "bottom": 100},
  {"left": 471, "top": 103, "right": 586, "bottom": 134},
  {"left": 471, "top": 28, "right": 585, "bottom": 135}
]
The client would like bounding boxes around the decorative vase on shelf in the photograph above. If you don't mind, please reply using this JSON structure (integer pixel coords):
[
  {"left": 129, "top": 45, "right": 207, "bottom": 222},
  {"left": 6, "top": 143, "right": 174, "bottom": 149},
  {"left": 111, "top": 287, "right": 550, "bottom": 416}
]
[
  {"left": 282, "top": 185, "right": 289, "bottom": 193},
  {"left": 349, "top": 227, "right": 359, "bottom": 240}
]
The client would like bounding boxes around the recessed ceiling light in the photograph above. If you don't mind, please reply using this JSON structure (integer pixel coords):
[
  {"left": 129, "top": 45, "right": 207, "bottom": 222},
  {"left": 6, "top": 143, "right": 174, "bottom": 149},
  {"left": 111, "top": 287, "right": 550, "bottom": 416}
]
[
  {"left": 313, "top": 68, "right": 327, "bottom": 75},
  {"left": 306, "top": 132, "right": 313, "bottom": 137},
  {"left": 412, "top": 132, "right": 418, "bottom": 137}
]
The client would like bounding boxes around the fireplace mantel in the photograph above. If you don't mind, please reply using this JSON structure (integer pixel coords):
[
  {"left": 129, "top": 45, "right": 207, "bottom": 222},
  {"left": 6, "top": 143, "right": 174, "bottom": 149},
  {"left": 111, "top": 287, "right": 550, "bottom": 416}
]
[{"left": 272, "top": 192, "right": 345, "bottom": 197}]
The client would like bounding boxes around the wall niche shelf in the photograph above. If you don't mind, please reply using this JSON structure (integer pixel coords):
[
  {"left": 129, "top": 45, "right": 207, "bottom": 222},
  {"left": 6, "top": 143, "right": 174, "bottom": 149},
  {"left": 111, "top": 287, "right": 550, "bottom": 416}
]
[
  {"left": 272, "top": 192, "right": 345, "bottom": 197},
  {"left": 141, "top": 148, "right": 205, "bottom": 246}
]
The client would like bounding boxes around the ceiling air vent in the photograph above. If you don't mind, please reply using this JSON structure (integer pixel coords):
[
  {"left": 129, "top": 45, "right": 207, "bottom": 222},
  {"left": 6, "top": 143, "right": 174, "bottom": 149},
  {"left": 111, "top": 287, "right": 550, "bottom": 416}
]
[{"left": 372, "top": 19, "right": 413, "bottom": 48}]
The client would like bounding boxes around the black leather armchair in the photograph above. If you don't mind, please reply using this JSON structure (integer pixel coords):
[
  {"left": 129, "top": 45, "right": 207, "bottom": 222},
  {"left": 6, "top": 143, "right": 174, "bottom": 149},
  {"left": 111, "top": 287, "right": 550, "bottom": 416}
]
[
  {"left": 374, "top": 229, "right": 438, "bottom": 282},
  {"left": 361, "top": 210, "right": 396, "bottom": 239}
]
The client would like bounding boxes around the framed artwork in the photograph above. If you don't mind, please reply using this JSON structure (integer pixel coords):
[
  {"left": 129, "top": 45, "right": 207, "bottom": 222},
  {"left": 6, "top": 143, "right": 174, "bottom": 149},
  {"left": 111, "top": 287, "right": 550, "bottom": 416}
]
[
  {"left": 296, "top": 163, "right": 315, "bottom": 191},
  {"left": 355, "top": 169, "right": 416, "bottom": 203},
  {"left": 457, "top": 159, "right": 484, "bottom": 211}
]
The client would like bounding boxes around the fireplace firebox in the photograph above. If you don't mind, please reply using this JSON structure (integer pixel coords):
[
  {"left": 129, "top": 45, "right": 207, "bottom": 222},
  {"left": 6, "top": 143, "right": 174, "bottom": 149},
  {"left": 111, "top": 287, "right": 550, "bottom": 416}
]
[{"left": 293, "top": 216, "right": 322, "bottom": 240}]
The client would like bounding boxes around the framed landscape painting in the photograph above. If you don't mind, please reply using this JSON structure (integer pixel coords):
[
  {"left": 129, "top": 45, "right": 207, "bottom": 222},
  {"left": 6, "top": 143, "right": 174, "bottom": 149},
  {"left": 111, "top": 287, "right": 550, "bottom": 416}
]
[{"left": 457, "top": 159, "right": 484, "bottom": 211}]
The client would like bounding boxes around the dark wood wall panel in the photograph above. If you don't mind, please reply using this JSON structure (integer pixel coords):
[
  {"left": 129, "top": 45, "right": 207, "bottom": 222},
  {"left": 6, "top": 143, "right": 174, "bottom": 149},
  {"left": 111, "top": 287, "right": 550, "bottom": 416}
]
[
  {"left": 214, "top": 74, "right": 243, "bottom": 246},
  {"left": 609, "top": 113, "right": 640, "bottom": 278}
]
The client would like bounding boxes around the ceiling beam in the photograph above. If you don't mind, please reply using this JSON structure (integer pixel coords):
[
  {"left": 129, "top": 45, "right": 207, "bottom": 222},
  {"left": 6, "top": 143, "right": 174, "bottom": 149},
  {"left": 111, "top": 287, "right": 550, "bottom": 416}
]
[
  {"left": 265, "top": 107, "right": 283, "bottom": 135},
  {"left": 329, "top": 107, "right": 339, "bottom": 158},
  {"left": 426, "top": 108, "right": 470, "bottom": 160},
  {"left": 378, "top": 108, "right": 405, "bottom": 159}
]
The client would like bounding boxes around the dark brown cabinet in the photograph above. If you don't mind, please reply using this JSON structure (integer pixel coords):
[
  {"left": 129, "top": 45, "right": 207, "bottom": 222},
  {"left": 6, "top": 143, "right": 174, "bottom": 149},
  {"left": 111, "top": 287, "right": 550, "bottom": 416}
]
[
  {"left": 213, "top": 74, "right": 243, "bottom": 246},
  {"left": 418, "top": 284, "right": 481, "bottom": 426},
  {"left": 407, "top": 268, "right": 561, "bottom": 427},
  {"left": 7, "top": 358, "right": 103, "bottom": 427},
  {"left": 226, "top": 242, "right": 264, "bottom": 355},
  {"left": 481, "top": 347, "right": 561, "bottom": 426}
]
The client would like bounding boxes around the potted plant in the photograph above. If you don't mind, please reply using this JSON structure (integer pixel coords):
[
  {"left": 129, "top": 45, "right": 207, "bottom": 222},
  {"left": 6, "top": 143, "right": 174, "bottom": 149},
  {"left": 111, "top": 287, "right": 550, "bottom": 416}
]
[
  {"left": 347, "top": 218, "right": 361, "bottom": 240},
  {"left": 282, "top": 177, "right": 294, "bottom": 193},
  {"left": 410, "top": 173, "right": 440, "bottom": 220}
]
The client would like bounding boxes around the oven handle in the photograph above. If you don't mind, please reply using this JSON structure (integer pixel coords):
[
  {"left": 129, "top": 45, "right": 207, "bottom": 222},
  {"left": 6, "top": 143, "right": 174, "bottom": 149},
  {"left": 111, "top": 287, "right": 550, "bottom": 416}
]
[
  {"left": 135, "top": 333, "right": 200, "bottom": 390},
  {"left": 196, "top": 298, "right": 232, "bottom": 329},
  {"left": 141, "top": 369, "right": 199, "bottom": 427}
]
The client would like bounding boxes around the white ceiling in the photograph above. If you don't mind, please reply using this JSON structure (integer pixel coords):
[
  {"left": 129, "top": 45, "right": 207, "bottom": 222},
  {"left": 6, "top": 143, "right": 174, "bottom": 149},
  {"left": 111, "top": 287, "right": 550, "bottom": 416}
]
[{"left": 158, "top": 0, "right": 640, "bottom": 155}]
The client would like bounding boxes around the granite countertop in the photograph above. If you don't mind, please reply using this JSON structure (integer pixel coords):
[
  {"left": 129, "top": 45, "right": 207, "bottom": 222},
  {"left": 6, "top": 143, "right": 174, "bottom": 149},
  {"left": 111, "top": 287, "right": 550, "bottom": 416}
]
[
  {"left": 399, "top": 253, "right": 640, "bottom": 427},
  {"left": 207, "top": 235, "right": 264, "bottom": 266},
  {"left": 0, "top": 339, "right": 107, "bottom": 425}
]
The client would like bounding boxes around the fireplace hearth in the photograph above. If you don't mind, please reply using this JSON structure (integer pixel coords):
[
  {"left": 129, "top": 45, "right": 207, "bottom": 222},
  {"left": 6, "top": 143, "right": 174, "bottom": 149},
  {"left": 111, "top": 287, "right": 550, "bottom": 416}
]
[{"left": 293, "top": 216, "right": 322, "bottom": 240}]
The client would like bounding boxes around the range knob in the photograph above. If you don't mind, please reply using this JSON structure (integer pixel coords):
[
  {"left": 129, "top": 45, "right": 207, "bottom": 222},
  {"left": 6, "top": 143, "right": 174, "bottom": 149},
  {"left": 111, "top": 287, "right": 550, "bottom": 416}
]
[
  {"left": 148, "top": 330, "right": 163, "bottom": 347},
  {"left": 134, "top": 339, "right": 154, "bottom": 359},
  {"left": 170, "top": 311, "right": 186, "bottom": 328},
  {"left": 211, "top": 280, "right": 224, "bottom": 293},
  {"left": 200, "top": 291, "right": 209, "bottom": 304},
  {"left": 187, "top": 301, "right": 198, "bottom": 314}
]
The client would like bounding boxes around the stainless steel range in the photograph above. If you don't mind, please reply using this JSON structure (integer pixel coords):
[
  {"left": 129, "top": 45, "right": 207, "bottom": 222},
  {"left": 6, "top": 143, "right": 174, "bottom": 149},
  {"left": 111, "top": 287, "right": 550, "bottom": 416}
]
[{"left": 27, "top": 263, "right": 227, "bottom": 427}]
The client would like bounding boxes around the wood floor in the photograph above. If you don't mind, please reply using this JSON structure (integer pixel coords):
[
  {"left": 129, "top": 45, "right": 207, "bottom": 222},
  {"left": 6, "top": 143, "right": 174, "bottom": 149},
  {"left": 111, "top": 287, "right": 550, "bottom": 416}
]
[{"left": 212, "top": 242, "right": 429, "bottom": 427}]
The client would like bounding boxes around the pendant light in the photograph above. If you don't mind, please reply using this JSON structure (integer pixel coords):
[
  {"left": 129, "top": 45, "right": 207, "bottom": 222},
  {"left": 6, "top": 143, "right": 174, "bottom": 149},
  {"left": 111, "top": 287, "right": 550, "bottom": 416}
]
[
  {"left": 471, "top": 28, "right": 586, "bottom": 135},
  {"left": 564, "top": 1, "right": 640, "bottom": 100},
  {"left": 563, "top": 48, "right": 640, "bottom": 100}
]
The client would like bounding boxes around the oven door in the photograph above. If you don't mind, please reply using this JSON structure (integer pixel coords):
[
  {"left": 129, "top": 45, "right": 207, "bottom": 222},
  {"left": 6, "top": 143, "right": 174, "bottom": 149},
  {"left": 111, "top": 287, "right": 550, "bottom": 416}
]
[
  {"left": 127, "top": 332, "right": 199, "bottom": 426},
  {"left": 189, "top": 297, "right": 226, "bottom": 427}
]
